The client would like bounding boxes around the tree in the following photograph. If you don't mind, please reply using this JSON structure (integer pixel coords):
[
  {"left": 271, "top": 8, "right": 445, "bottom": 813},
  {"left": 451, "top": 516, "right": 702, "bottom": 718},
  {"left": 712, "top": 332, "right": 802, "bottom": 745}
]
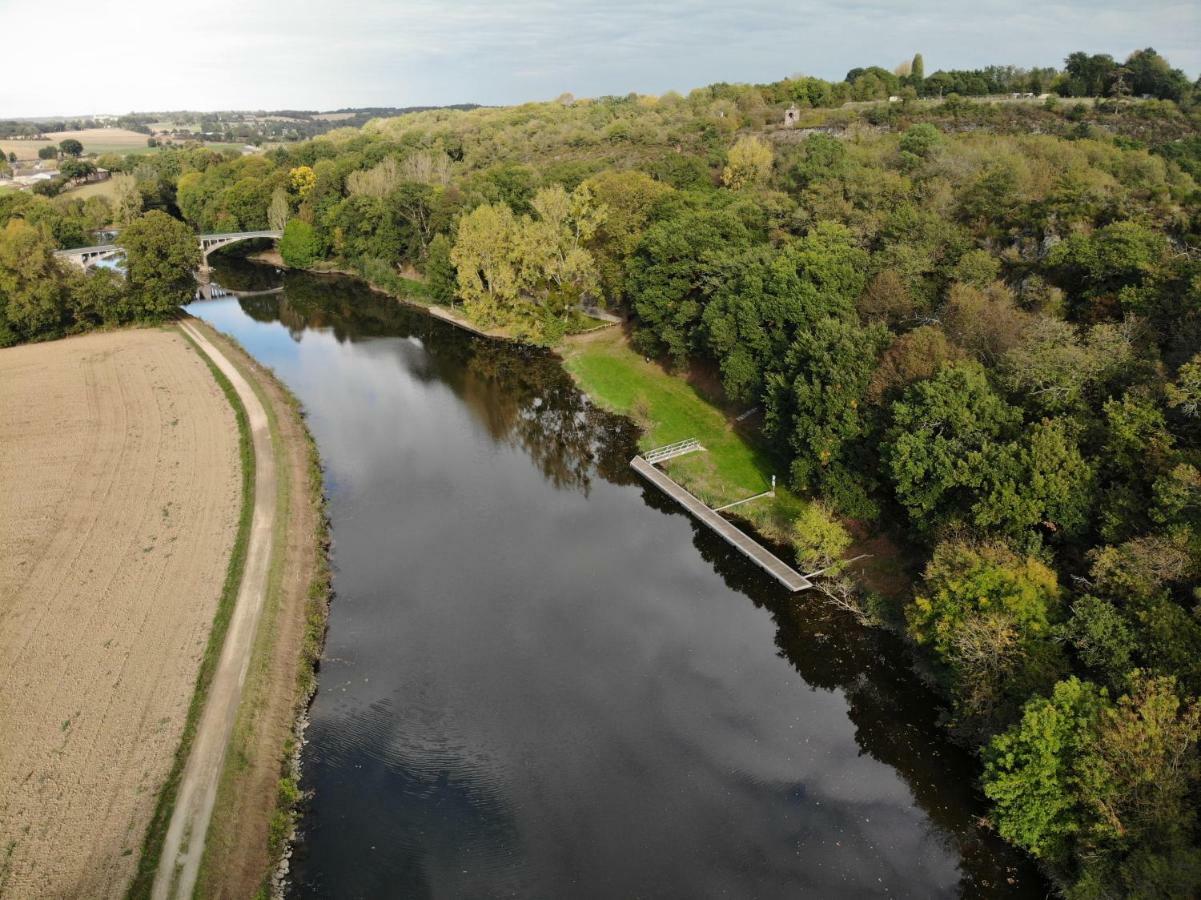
[
  {"left": 288, "top": 165, "right": 316, "bottom": 199},
  {"left": 279, "top": 219, "right": 321, "bottom": 267},
  {"left": 627, "top": 205, "right": 751, "bottom": 364},
  {"left": 117, "top": 211, "right": 201, "bottom": 317},
  {"left": 885, "top": 362, "right": 1020, "bottom": 532},
  {"left": 791, "top": 502, "right": 851, "bottom": 572},
  {"left": 38, "top": 146, "right": 58, "bottom": 161},
  {"left": 985, "top": 673, "right": 1201, "bottom": 892},
  {"left": 911, "top": 53, "right": 925, "bottom": 82},
  {"left": 581, "top": 169, "right": 672, "bottom": 305},
  {"left": 1167, "top": 353, "right": 1201, "bottom": 419},
  {"left": 983, "top": 677, "right": 1109, "bottom": 863},
  {"left": 721, "top": 136, "right": 773, "bottom": 190},
  {"left": 111, "top": 174, "right": 143, "bottom": 226},
  {"left": 267, "top": 185, "right": 290, "bottom": 232},
  {"left": 69, "top": 266, "right": 129, "bottom": 327},
  {"left": 59, "top": 159, "right": 96, "bottom": 183},
  {"left": 521, "top": 183, "right": 606, "bottom": 305},
  {"left": 424, "top": 233, "right": 457, "bottom": 304},
  {"left": 0, "top": 219, "right": 73, "bottom": 342},
  {"left": 771, "top": 317, "right": 890, "bottom": 515},
  {"left": 449, "top": 202, "right": 523, "bottom": 321},
  {"left": 941, "top": 282, "right": 1030, "bottom": 363},
  {"left": 910, "top": 540, "right": 1065, "bottom": 735},
  {"left": 898, "top": 123, "right": 941, "bottom": 161},
  {"left": 58, "top": 138, "right": 83, "bottom": 157},
  {"left": 867, "top": 326, "right": 965, "bottom": 404}
]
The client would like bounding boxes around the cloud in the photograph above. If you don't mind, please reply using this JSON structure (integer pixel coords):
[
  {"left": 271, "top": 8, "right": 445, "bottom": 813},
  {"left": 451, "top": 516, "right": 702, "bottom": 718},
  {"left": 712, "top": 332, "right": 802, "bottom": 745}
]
[{"left": 0, "top": 0, "right": 1196, "bottom": 115}]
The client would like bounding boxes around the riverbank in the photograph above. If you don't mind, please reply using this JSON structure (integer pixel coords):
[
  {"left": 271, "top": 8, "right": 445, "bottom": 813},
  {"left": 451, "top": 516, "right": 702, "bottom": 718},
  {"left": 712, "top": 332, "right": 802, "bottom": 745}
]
[
  {"left": 186, "top": 318, "right": 330, "bottom": 900},
  {"left": 245, "top": 251, "right": 619, "bottom": 345},
  {"left": 560, "top": 328, "right": 804, "bottom": 546},
  {"left": 559, "top": 328, "right": 914, "bottom": 601},
  {"left": 129, "top": 317, "right": 329, "bottom": 899}
]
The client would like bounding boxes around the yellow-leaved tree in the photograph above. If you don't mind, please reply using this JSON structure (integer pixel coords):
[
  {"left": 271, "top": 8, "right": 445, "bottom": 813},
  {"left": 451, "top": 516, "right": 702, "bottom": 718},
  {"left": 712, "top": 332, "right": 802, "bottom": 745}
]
[{"left": 721, "top": 136, "right": 773, "bottom": 190}]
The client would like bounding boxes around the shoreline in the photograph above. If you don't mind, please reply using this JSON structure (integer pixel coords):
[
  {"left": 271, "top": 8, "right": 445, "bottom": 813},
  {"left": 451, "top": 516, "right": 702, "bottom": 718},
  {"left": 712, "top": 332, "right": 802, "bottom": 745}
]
[{"left": 170, "top": 317, "right": 330, "bottom": 899}]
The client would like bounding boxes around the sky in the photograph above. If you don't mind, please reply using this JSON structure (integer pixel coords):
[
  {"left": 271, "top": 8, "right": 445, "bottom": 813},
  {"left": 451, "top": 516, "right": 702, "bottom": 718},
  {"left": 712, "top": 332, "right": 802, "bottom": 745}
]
[{"left": 1, "top": 0, "right": 1198, "bottom": 117}]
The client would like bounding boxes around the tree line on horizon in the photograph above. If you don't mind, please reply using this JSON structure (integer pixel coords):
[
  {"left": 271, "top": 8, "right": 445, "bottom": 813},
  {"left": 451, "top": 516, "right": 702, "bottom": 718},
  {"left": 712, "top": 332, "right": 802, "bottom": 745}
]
[{"left": 1, "top": 46, "right": 1200, "bottom": 896}]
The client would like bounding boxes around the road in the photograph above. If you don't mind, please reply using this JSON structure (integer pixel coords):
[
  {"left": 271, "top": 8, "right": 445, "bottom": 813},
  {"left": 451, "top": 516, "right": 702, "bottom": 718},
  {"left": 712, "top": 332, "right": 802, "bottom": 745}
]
[{"left": 151, "top": 319, "right": 278, "bottom": 900}]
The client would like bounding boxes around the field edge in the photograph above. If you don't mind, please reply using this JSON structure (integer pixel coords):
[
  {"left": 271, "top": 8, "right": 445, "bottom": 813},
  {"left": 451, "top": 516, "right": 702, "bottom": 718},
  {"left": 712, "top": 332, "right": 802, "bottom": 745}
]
[
  {"left": 124, "top": 323, "right": 257, "bottom": 898},
  {"left": 183, "top": 319, "right": 332, "bottom": 900}
]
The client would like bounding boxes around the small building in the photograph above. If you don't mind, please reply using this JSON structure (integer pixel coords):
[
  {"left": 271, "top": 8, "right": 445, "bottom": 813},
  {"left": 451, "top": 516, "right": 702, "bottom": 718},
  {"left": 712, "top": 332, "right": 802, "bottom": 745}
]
[
  {"left": 783, "top": 105, "right": 800, "bottom": 126},
  {"left": 12, "top": 169, "right": 58, "bottom": 186}
]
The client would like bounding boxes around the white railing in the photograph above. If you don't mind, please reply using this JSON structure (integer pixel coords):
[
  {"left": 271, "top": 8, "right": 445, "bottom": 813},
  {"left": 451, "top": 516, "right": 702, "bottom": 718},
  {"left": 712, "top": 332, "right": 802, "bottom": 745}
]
[{"left": 643, "top": 438, "right": 703, "bottom": 464}]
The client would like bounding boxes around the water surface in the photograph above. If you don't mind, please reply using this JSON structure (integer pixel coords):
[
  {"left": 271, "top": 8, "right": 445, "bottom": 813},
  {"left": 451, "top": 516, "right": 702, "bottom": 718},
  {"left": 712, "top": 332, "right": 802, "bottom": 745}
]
[{"left": 189, "top": 261, "right": 1039, "bottom": 898}]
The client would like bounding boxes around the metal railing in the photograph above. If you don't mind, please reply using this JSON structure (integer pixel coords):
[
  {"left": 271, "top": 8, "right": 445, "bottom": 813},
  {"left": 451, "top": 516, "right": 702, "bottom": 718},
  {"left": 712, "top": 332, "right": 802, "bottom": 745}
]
[{"left": 643, "top": 438, "right": 703, "bottom": 464}]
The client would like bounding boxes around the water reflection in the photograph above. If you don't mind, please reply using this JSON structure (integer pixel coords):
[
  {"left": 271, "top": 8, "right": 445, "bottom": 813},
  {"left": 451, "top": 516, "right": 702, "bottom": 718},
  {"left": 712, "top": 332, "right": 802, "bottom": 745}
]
[{"left": 190, "top": 259, "right": 1040, "bottom": 898}]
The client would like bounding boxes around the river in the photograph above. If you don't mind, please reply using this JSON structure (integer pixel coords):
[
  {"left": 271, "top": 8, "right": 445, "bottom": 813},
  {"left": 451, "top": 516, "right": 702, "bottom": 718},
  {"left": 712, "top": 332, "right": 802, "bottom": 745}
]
[{"left": 188, "top": 260, "right": 1040, "bottom": 899}]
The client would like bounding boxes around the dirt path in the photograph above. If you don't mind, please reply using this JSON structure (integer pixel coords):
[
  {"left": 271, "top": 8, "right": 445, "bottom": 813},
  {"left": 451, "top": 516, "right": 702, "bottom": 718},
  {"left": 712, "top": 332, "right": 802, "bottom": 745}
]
[
  {"left": 151, "top": 321, "right": 278, "bottom": 900},
  {"left": 0, "top": 329, "right": 240, "bottom": 899}
]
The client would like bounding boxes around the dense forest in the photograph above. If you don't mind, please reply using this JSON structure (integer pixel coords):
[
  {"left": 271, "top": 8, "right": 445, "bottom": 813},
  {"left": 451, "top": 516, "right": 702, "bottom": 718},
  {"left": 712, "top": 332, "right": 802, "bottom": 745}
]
[{"left": 2, "top": 47, "right": 1200, "bottom": 896}]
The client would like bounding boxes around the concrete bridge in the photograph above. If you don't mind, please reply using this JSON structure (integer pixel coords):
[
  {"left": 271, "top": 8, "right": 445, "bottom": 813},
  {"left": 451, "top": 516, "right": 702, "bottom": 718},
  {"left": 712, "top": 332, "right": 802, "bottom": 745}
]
[{"left": 55, "top": 230, "right": 282, "bottom": 270}]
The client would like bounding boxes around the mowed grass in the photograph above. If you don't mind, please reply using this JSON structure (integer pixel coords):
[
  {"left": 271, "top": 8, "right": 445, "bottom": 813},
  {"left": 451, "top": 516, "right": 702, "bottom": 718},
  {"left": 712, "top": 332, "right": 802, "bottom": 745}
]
[{"left": 561, "top": 329, "right": 806, "bottom": 542}]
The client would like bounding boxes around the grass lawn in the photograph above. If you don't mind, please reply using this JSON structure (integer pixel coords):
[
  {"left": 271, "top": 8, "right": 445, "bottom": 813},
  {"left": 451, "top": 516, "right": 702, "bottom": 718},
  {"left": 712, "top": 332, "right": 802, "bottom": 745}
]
[
  {"left": 560, "top": 327, "right": 914, "bottom": 597},
  {"left": 560, "top": 329, "right": 806, "bottom": 542},
  {"left": 61, "top": 178, "right": 120, "bottom": 201}
]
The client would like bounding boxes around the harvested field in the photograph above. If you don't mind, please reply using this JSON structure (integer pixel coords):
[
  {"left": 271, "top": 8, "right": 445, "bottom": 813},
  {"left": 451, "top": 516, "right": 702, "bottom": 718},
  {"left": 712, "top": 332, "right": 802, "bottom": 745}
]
[
  {"left": 0, "top": 328, "right": 241, "bottom": 899},
  {"left": 0, "top": 128, "right": 153, "bottom": 161}
]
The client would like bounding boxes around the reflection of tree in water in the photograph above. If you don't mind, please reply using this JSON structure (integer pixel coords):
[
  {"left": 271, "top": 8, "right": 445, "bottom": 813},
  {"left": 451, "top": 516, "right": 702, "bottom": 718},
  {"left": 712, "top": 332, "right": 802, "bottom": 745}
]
[
  {"left": 459, "top": 342, "right": 638, "bottom": 494},
  {"left": 219, "top": 258, "right": 1043, "bottom": 897},
  {"left": 677, "top": 519, "right": 1044, "bottom": 898},
  {"left": 221, "top": 257, "right": 638, "bottom": 495}
]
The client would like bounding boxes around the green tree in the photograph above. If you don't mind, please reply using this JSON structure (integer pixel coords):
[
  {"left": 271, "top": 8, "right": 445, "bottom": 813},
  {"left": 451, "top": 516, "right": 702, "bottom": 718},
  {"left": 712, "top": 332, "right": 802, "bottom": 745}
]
[
  {"left": 0, "top": 219, "right": 73, "bottom": 342},
  {"left": 885, "top": 362, "right": 1020, "bottom": 532},
  {"left": 627, "top": 204, "right": 751, "bottom": 365},
  {"left": 791, "top": 502, "right": 851, "bottom": 572},
  {"left": 983, "top": 677, "right": 1109, "bottom": 862},
  {"left": 38, "top": 146, "right": 58, "bottom": 161},
  {"left": 1167, "top": 353, "right": 1201, "bottom": 419},
  {"left": 58, "top": 138, "right": 83, "bottom": 157},
  {"left": 424, "top": 233, "right": 457, "bottom": 304},
  {"left": 449, "top": 202, "right": 524, "bottom": 322},
  {"left": 771, "top": 317, "right": 890, "bottom": 515},
  {"left": 279, "top": 219, "right": 321, "bottom": 268},
  {"left": 117, "top": 211, "right": 201, "bottom": 317},
  {"left": 581, "top": 169, "right": 672, "bottom": 305},
  {"left": 910, "top": 541, "right": 1066, "bottom": 734}
]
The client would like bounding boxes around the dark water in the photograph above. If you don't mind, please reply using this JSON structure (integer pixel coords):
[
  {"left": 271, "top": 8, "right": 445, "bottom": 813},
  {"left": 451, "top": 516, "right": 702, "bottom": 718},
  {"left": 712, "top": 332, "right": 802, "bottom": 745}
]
[{"left": 189, "top": 261, "right": 1040, "bottom": 899}]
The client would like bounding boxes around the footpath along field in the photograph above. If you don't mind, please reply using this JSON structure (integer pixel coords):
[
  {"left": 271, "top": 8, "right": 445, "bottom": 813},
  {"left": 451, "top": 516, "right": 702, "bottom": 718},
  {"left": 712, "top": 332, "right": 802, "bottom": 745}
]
[{"left": 0, "top": 328, "right": 241, "bottom": 898}]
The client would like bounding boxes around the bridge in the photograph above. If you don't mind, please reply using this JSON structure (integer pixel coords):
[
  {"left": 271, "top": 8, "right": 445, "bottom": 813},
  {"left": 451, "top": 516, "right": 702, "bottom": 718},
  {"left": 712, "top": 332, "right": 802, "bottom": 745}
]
[{"left": 55, "top": 230, "right": 282, "bottom": 270}]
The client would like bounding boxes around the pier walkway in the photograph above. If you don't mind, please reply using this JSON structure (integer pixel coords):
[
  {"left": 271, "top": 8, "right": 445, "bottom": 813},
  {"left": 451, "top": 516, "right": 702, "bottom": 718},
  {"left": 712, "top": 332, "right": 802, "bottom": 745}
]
[{"left": 630, "top": 452, "right": 812, "bottom": 593}]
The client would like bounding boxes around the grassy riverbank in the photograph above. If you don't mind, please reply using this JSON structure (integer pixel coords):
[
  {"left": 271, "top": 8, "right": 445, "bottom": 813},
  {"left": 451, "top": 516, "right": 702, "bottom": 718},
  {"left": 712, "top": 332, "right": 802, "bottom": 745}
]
[
  {"left": 560, "top": 329, "right": 806, "bottom": 546},
  {"left": 182, "top": 320, "right": 331, "bottom": 900}
]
